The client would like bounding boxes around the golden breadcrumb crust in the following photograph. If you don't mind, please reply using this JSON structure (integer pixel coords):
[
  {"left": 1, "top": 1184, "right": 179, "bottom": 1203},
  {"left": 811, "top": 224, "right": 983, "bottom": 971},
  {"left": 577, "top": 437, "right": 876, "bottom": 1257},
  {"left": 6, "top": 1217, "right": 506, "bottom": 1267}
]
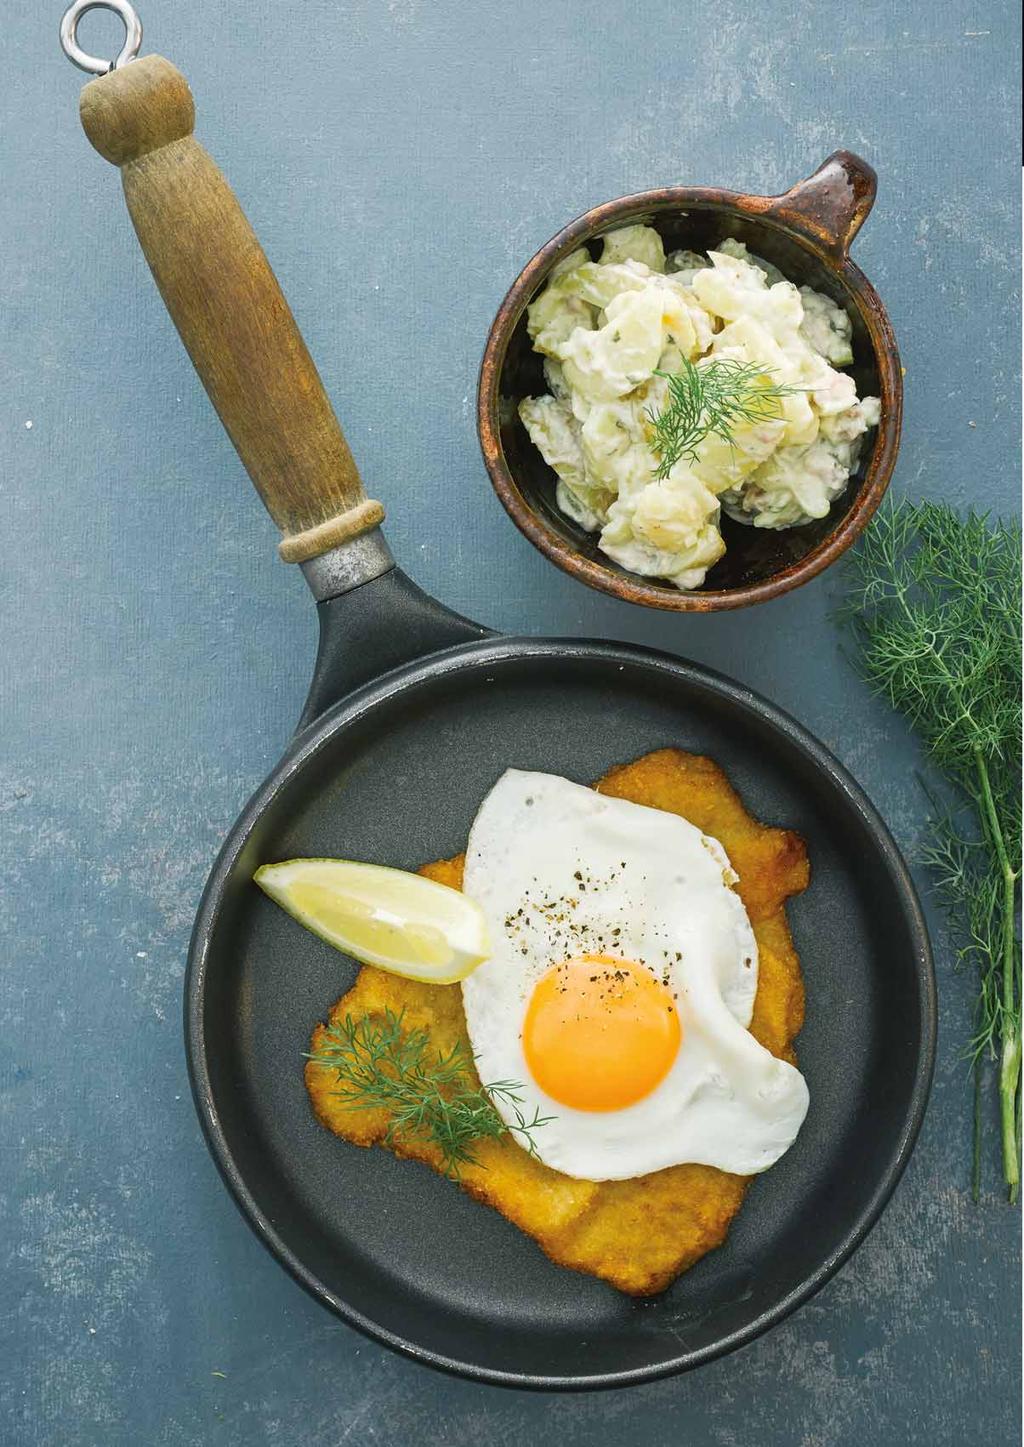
[{"left": 305, "top": 748, "right": 808, "bottom": 1296}]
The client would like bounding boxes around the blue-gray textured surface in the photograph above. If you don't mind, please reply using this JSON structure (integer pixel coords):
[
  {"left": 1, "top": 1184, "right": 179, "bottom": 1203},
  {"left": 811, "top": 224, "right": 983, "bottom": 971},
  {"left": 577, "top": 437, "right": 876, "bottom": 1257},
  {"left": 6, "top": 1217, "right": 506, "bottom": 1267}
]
[{"left": 1, "top": 1, "right": 1021, "bottom": 1443}]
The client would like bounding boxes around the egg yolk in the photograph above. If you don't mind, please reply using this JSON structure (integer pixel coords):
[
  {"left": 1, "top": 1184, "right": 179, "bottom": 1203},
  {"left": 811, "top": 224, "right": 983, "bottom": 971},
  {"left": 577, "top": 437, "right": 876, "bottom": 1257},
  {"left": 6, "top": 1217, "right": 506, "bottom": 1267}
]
[{"left": 522, "top": 954, "right": 681, "bottom": 1112}]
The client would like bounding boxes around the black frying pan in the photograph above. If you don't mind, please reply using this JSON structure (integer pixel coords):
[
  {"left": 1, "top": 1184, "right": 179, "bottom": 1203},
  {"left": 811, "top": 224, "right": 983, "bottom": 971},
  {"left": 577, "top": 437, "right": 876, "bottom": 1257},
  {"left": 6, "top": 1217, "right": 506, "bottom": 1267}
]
[{"left": 64, "top": 15, "right": 935, "bottom": 1390}]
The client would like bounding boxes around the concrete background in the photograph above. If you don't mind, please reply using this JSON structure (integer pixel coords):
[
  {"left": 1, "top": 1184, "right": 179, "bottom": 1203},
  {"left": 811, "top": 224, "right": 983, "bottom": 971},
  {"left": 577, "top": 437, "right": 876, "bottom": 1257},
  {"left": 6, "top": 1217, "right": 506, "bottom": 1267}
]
[{"left": 1, "top": 1, "right": 1020, "bottom": 1442}]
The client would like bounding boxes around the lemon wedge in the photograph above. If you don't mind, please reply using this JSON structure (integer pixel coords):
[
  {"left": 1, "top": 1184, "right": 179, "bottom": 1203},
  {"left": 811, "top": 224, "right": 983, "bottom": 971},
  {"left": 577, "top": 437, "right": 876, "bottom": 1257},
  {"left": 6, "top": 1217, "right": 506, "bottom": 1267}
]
[{"left": 253, "top": 858, "right": 490, "bottom": 984}]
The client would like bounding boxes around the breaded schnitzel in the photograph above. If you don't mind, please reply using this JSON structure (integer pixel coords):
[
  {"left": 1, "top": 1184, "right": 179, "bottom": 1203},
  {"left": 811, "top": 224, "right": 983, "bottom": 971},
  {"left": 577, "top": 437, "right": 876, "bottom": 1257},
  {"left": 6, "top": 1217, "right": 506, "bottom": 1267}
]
[{"left": 305, "top": 748, "right": 808, "bottom": 1295}]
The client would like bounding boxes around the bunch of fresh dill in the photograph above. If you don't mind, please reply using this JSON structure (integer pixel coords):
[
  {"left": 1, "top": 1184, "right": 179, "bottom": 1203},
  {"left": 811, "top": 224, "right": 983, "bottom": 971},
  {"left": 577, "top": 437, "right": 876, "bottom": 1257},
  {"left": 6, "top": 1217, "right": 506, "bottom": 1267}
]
[
  {"left": 306, "top": 1009, "right": 551, "bottom": 1178},
  {"left": 839, "top": 500, "right": 1022, "bottom": 1200},
  {"left": 646, "top": 358, "right": 799, "bottom": 479}
]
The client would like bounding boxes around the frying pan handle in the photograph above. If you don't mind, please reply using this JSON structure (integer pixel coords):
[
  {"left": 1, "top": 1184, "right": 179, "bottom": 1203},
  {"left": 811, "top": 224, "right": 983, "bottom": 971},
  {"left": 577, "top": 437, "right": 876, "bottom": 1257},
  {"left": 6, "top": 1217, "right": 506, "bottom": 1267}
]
[
  {"left": 765, "top": 150, "right": 877, "bottom": 259},
  {"left": 77, "top": 54, "right": 384, "bottom": 567}
]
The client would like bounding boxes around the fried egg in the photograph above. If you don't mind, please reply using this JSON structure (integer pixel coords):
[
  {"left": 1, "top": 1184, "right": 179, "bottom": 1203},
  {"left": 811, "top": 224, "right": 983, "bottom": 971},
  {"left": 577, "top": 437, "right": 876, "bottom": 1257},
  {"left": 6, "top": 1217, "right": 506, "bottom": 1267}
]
[{"left": 461, "top": 769, "right": 809, "bottom": 1181}]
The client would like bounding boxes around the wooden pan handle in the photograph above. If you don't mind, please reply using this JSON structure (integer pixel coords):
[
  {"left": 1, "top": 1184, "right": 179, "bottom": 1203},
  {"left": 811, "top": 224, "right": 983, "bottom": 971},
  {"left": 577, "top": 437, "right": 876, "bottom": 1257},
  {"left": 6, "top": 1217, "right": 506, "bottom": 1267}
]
[{"left": 79, "top": 54, "right": 383, "bottom": 564}]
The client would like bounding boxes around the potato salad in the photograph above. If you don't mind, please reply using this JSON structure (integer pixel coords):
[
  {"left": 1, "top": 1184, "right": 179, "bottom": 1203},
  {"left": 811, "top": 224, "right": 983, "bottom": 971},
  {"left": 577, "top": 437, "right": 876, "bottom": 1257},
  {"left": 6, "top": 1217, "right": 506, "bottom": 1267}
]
[{"left": 519, "top": 226, "right": 880, "bottom": 589}]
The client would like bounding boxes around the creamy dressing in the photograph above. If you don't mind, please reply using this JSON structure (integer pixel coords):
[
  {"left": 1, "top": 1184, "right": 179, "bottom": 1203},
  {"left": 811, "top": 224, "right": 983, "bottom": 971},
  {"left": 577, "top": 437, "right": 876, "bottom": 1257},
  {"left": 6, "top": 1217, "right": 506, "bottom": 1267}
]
[{"left": 519, "top": 227, "right": 881, "bottom": 589}]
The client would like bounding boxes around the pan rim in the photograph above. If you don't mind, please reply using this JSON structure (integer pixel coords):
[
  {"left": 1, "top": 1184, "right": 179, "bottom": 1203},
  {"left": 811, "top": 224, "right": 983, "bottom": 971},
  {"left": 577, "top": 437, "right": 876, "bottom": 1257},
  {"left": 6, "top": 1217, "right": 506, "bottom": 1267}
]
[{"left": 184, "top": 636, "right": 936, "bottom": 1391}]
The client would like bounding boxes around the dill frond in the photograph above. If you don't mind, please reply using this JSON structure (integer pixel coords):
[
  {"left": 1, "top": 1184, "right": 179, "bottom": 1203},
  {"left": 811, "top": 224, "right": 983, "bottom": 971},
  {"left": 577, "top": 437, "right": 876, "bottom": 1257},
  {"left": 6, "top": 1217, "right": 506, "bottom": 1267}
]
[
  {"left": 646, "top": 359, "right": 800, "bottom": 479},
  {"left": 306, "top": 1009, "right": 552, "bottom": 1179},
  {"left": 839, "top": 500, "right": 1022, "bottom": 1200}
]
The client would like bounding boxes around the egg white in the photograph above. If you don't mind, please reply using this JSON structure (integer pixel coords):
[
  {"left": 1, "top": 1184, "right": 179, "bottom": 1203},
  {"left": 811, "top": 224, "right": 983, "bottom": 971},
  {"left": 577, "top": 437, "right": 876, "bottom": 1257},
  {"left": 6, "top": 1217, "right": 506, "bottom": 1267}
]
[{"left": 461, "top": 769, "right": 809, "bottom": 1181}]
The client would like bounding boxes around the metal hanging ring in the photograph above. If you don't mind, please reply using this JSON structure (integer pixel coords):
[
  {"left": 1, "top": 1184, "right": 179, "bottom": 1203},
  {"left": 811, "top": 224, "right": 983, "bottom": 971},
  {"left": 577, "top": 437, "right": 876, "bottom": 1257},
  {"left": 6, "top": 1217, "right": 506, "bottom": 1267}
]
[{"left": 59, "top": 0, "right": 143, "bottom": 76}]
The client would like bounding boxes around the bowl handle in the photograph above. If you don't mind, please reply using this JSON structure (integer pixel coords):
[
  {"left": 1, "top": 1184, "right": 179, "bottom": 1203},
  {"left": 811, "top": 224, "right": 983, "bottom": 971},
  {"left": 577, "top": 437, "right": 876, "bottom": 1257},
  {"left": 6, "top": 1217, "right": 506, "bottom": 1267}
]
[{"left": 765, "top": 150, "right": 877, "bottom": 259}]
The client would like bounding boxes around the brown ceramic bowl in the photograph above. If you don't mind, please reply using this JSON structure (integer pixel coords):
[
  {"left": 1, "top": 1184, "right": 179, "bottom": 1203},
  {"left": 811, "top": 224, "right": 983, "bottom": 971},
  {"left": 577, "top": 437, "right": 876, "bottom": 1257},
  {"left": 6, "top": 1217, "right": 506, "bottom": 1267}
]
[{"left": 478, "top": 151, "right": 902, "bottom": 611}]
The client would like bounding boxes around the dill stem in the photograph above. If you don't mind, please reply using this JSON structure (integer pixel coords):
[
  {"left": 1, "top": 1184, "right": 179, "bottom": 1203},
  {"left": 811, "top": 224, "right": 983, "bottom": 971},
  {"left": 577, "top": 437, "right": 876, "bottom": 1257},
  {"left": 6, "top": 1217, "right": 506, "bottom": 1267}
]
[
  {"left": 1000, "top": 1033, "right": 1021, "bottom": 1204},
  {"left": 975, "top": 748, "right": 1021, "bottom": 1200},
  {"left": 971, "top": 1062, "right": 982, "bottom": 1203}
]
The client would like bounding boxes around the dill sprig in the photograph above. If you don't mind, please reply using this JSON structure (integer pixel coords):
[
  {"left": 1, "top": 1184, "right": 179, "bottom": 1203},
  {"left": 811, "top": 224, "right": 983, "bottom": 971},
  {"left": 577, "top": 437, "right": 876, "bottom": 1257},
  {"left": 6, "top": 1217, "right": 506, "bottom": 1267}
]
[
  {"left": 646, "top": 358, "right": 800, "bottom": 479},
  {"left": 306, "top": 1009, "right": 552, "bottom": 1178},
  {"left": 839, "top": 500, "right": 1022, "bottom": 1201}
]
